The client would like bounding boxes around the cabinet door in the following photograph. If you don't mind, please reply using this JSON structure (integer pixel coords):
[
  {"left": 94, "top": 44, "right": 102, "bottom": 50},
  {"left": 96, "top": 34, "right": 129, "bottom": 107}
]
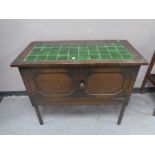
[
  {"left": 56, "top": 66, "right": 138, "bottom": 101},
  {"left": 83, "top": 67, "right": 139, "bottom": 100},
  {"left": 86, "top": 72, "right": 124, "bottom": 95},
  {"left": 35, "top": 72, "right": 72, "bottom": 95},
  {"left": 20, "top": 68, "right": 74, "bottom": 105}
]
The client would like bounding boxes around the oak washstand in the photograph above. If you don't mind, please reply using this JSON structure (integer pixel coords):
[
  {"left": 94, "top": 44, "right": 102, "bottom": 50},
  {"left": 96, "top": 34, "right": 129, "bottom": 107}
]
[{"left": 11, "top": 40, "right": 147, "bottom": 125}]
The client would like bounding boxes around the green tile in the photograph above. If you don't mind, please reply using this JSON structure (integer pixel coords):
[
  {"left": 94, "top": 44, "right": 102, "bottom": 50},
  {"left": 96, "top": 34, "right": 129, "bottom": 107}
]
[
  {"left": 61, "top": 44, "right": 70, "bottom": 47},
  {"left": 111, "top": 54, "right": 122, "bottom": 60},
  {"left": 109, "top": 50, "right": 119, "bottom": 54},
  {"left": 29, "top": 51, "right": 40, "bottom": 55},
  {"left": 107, "top": 46, "right": 116, "bottom": 50},
  {"left": 44, "top": 44, "right": 53, "bottom": 47},
  {"left": 59, "top": 50, "right": 68, "bottom": 55},
  {"left": 119, "top": 50, "right": 130, "bottom": 54},
  {"left": 79, "top": 50, "right": 88, "bottom": 55},
  {"left": 103, "top": 43, "right": 114, "bottom": 46},
  {"left": 98, "top": 47, "right": 107, "bottom": 50},
  {"left": 46, "top": 56, "right": 57, "bottom": 60},
  {"left": 49, "top": 51, "right": 59, "bottom": 55},
  {"left": 97, "top": 43, "right": 105, "bottom": 46},
  {"left": 41, "top": 48, "right": 50, "bottom": 52},
  {"left": 61, "top": 47, "right": 70, "bottom": 50},
  {"left": 80, "top": 44, "right": 88, "bottom": 47},
  {"left": 89, "top": 50, "right": 99, "bottom": 55},
  {"left": 69, "top": 50, "right": 78, "bottom": 54},
  {"left": 90, "top": 55, "right": 100, "bottom": 60},
  {"left": 122, "top": 54, "right": 133, "bottom": 59},
  {"left": 114, "top": 43, "right": 123, "bottom": 46},
  {"left": 70, "top": 44, "right": 79, "bottom": 47},
  {"left": 79, "top": 47, "right": 88, "bottom": 50},
  {"left": 69, "top": 49, "right": 78, "bottom": 54},
  {"left": 51, "top": 47, "right": 60, "bottom": 50},
  {"left": 50, "top": 48, "right": 59, "bottom": 52},
  {"left": 87, "top": 44, "right": 95, "bottom": 46},
  {"left": 57, "top": 55, "right": 68, "bottom": 60},
  {"left": 116, "top": 46, "right": 127, "bottom": 50},
  {"left": 36, "top": 56, "right": 47, "bottom": 60},
  {"left": 87, "top": 44, "right": 97, "bottom": 47},
  {"left": 70, "top": 47, "right": 78, "bottom": 50},
  {"left": 79, "top": 55, "right": 89, "bottom": 60},
  {"left": 99, "top": 50, "right": 109, "bottom": 54},
  {"left": 88, "top": 46, "right": 97, "bottom": 50},
  {"left": 52, "top": 44, "right": 60, "bottom": 48},
  {"left": 39, "top": 51, "right": 49, "bottom": 56},
  {"left": 25, "top": 42, "right": 134, "bottom": 62},
  {"left": 69, "top": 53, "right": 78, "bottom": 57},
  {"left": 26, "top": 56, "right": 36, "bottom": 61},
  {"left": 100, "top": 55, "right": 111, "bottom": 59}
]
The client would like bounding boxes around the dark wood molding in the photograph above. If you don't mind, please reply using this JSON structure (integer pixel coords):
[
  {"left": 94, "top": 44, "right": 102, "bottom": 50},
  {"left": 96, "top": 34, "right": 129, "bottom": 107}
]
[{"left": 0, "top": 96, "right": 3, "bottom": 103}]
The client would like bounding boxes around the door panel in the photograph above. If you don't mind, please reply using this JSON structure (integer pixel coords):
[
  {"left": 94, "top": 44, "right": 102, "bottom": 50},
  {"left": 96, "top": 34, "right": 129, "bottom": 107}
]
[
  {"left": 86, "top": 72, "right": 124, "bottom": 95},
  {"left": 35, "top": 73, "right": 72, "bottom": 94}
]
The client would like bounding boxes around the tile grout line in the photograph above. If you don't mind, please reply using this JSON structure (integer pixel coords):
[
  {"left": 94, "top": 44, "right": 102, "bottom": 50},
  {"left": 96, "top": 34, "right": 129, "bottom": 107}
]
[
  {"left": 104, "top": 46, "right": 112, "bottom": 60},
  {"left": 113, "top": 43, "right": 124, "bottom": 60},
  {"left": 114, "top": 43, "right": 134, "bottom": 60},
  {"left": 68, "top": 44, "right": 70, "bottom": 60},
  {"left": 88, "top": 48, "right": 90, "bottom": 60},
  {"left": 68, "top": 44, "right": 71, "bottom": 60},
  {"left": 25, "top": 43, "right": 134, "bottom": 61},
  {"left": 78, "top": 45, "right": 79, "bottom": 60},
  {"left": 56, "top": 44, "right": 62, "bottom": 60},
  {"left": 45, "top": 47, "right": 51, "bottom": 60},
  {"left": 96, "top": 44, "right": 101, "bottom": 60},
  {"left": 34, "top": 44, "right": 45, "bottom": 61},
  {"left": 24, "top": 46, "right": 40, "bottom": 61}
]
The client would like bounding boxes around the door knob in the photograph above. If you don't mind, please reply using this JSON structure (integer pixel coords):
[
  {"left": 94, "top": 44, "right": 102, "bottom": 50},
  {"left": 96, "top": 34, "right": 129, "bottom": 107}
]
[{"left": 80, "top": 81, "right": 85, "bottom": 89}]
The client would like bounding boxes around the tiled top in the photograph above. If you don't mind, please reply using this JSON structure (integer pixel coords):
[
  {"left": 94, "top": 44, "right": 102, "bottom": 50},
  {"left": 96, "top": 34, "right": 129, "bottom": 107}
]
[{"left": 24, "top": 42, "right": 134, "bottom": 61}]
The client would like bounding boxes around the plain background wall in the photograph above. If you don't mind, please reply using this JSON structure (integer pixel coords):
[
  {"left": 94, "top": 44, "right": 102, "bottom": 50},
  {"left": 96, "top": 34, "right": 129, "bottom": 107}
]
[{"left": 0, "top": 19, "right": 154, "bottom": 91}]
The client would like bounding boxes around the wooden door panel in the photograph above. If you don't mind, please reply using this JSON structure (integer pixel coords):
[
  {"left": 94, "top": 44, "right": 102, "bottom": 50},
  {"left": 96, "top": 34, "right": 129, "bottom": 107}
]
[
  {"left": 35, "top": 73, "right": 72, "bottom": 95},
  {"left": 86, "top": 72, "right": 124, "bottom": 95}
]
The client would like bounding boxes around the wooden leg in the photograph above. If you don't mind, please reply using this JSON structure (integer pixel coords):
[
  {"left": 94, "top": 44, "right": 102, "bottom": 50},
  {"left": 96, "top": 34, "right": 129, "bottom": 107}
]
[
  {"left": 0, "top": 96, "right": 3, "bottom": 103},
  {"left": 34, "top": 106, "right": 43, "bottom": 125},
  {"left": 117, "top": 103, "right": 127, "bottom": 125},
  {"left": 140, "top": 51, "right": 155, "bottom": 94},
  {"left": 140, "top": 76, "right": 148, "bottom": 94}
]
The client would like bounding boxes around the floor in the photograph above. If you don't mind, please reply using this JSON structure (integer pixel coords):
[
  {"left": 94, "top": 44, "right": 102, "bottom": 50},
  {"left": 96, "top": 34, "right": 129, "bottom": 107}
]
[{"left": 0, "top": 93, "right": 155, "bottom": 135}]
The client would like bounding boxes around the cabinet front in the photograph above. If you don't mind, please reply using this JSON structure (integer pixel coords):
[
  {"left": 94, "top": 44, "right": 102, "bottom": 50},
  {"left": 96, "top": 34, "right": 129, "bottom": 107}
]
[{"left": 20, "top": 66, "right": 139, "bottom": 105}]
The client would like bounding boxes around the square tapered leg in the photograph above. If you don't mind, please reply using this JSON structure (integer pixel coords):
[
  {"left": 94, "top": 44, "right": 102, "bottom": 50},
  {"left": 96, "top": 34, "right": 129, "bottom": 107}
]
[{"left": 34, "top": 106, "right": 43, "bottom": 125}]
